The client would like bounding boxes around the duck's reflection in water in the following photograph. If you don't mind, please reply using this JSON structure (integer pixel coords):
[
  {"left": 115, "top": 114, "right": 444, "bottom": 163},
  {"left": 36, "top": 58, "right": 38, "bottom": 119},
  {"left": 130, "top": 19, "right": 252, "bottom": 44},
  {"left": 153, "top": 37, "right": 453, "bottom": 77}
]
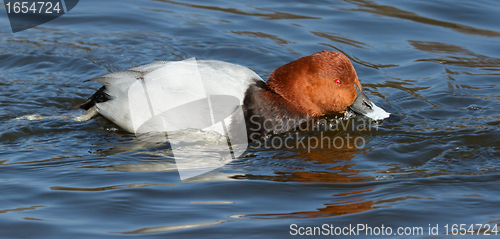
[{"left": 232, "top": 128, "right": 376, "bottom": 219}]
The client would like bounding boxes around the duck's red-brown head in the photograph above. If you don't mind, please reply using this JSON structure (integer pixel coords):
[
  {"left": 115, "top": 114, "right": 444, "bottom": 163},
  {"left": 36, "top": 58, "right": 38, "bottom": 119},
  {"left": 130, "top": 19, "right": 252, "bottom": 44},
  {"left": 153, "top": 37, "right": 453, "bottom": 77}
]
[{"left": 266, "top": 50, "right": 390, "bottom": 119}]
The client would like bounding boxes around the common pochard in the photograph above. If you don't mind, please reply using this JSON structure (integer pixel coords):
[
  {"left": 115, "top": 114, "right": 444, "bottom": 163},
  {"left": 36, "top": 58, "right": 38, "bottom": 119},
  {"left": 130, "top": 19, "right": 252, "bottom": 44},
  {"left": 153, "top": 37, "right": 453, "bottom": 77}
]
[{"left": 77, "top": 50, "right": 390, "bottom": 140}]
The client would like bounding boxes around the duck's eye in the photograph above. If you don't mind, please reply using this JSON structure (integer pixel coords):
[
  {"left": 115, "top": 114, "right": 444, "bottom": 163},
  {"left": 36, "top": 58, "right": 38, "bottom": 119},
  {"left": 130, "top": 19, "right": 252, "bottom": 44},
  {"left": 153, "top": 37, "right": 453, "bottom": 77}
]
[{"left": 334, "top": 79, "right": 342, "bottom": 84}]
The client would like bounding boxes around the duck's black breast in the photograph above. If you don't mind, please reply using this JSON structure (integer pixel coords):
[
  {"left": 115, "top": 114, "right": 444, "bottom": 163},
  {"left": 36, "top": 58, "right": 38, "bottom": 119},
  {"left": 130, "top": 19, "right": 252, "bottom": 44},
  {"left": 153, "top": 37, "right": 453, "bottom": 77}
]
[{"left": 242, "top": 79, "right": 309, "bottom": 141}]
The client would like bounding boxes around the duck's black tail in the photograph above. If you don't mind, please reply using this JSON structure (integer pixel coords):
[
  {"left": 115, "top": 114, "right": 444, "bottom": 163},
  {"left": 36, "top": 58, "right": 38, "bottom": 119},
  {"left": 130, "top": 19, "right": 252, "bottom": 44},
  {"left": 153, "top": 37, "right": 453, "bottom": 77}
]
[{"left": 77, "top": 86, "right": 110, "bottom": 110}]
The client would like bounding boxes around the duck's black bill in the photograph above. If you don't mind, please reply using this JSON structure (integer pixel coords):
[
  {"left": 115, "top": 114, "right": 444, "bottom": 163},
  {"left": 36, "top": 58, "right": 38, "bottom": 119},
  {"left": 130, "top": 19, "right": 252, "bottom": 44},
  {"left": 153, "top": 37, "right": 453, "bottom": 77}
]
[
  {"left": 348, "top": 84, "right": 391, "bottom": 120},
  {"left": 348, "top": 84, "right": 374, "bottom": 115}
]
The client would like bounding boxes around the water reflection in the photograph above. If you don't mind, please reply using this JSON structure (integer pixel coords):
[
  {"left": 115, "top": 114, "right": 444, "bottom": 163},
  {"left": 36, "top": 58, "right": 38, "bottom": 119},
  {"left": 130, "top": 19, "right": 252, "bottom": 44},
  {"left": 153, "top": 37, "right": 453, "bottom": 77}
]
[
  {"left": 232, "top": 123, "right": 376, "bottom": 219},
  {"left": 247, "top": 141, "right": 369, "bottom": 183},
  {"left": 232, "top": 191, "right": 373, "bottom": 219}
]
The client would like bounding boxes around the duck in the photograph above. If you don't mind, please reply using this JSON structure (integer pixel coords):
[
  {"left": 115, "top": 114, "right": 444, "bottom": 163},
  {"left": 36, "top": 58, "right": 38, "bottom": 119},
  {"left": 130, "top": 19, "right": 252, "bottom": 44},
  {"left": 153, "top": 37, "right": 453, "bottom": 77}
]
[{"left": 77, "top": 50, "right": 390, "bottom": 142}]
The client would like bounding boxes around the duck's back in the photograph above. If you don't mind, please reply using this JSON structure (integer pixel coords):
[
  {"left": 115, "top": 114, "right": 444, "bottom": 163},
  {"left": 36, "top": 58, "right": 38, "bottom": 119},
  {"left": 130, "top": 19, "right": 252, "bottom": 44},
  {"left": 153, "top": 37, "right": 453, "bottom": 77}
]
[{"left": 88, "top": 58, "right": 263, "bottom": 133}]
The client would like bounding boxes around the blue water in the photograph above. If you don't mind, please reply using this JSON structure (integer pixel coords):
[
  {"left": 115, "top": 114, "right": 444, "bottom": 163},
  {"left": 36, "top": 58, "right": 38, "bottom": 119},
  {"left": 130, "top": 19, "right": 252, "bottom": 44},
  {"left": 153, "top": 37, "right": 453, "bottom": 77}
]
[{"left": 1, "top": 0, "right": 500, "bottom": 238}]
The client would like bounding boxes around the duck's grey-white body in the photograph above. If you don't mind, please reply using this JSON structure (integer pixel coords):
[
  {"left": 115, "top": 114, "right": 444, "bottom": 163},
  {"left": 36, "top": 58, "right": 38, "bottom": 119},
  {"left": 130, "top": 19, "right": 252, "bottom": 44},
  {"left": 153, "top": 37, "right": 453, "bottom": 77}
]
[{"left": 91, "top": 58, "right": 263, "bottom": 135}]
